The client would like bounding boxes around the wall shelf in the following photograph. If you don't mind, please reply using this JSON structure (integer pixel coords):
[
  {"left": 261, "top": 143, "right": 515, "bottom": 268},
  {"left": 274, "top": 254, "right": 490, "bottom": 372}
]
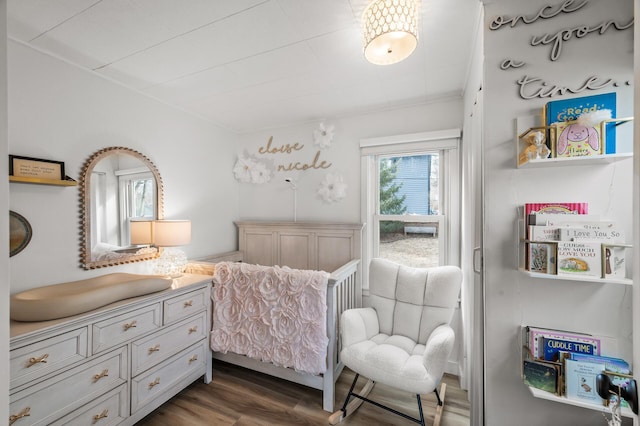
[
  {"left": 518, "top": 152, "right": 633, "bottom": 168},
  {"left": 527, "top": 385, "right": 634, "bottom": 418},
  {"left": 519, "top": 269, "right": 632, "bottom": 286},
  {"left": 9, "top": 175, "right": 77, "bottom": 186}
]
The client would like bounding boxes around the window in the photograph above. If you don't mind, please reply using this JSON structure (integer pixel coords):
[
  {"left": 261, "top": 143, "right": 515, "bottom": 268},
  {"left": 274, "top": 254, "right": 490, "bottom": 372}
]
[
  {"left": 361, "top": 130, "right": 460, "bottom": 287},
  {"left": 117, "top": 170, "right": 155, "bottom": 245}
]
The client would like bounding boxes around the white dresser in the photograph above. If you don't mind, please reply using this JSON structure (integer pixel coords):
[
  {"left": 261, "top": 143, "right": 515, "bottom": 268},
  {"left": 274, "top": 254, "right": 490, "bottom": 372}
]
[{"left": 9, "top": 274, "right": 212, "bottom": 426}]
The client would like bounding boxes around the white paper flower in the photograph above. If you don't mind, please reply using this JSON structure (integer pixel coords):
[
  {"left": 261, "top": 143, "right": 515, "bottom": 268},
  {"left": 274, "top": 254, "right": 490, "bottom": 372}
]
[
  {"left": 313, "top": 122, "right": 335, "bottom": 149},
  {"left": 317, "top": 173, "right": 347, "bottom": 203},
  {"left": 232, "top": 154, "right": 256, "bottom": 183},
  {"left": 233, "top": 154, "right": 273, "bottom": 184},
  {"left": 250, "top": 161, "right": 272, "bottom": 184}
]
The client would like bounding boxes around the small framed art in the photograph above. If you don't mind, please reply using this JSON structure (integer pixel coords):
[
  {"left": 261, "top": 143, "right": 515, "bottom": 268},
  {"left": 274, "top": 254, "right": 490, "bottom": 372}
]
[{"left": 9, "top": 155, "right": 65, "bottom": 180}]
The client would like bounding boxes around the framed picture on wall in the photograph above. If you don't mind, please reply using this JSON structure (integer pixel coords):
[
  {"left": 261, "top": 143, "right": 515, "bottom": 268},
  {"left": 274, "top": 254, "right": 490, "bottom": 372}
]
[{"left": 9, "top": 155, "right": 65, "bottom": 180}]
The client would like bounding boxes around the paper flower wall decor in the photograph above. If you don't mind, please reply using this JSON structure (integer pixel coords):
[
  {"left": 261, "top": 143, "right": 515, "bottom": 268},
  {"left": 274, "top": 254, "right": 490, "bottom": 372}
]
[
  {"left": 233, "top": 153, "right": 272, "bottom": 184},
  {"left": 313, "top": 122, "right": 335, "bottom": 149},
  {"left": 318, "top": 173, "right": 347, "bottom": 203}
]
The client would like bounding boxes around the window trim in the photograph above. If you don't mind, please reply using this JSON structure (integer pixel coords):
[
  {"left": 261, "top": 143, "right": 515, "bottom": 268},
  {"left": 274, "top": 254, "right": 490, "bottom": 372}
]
[{"left": 360, "top": 129, "right": 461, "bottom": 290}]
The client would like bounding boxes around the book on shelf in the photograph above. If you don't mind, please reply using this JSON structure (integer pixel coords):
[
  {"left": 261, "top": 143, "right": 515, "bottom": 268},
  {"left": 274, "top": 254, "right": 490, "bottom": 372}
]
[
  {"left": 603, "top": 245, "right": 627, "bottom": 279},
  {"left": 556, "top": 241, "right": 602, "bottom": 278},
  {"left": 564, "top": 358, "right": 607, "bottom": 404},
  {"left": 525, "top": 326, "right": 601, "bottom": 361},
  {"left": 567, "top": 353, "right": 632, "bottom": 408},
  {"left": 523, "top": 359, "right": 560, "bottom": 395},
  {"left": 525, "top": 202, "right": 589, "bottom": 216},
  {"left": 544, "top": 92, "right": 617, "bottom": 155},
  {"left": 559, "top": 227, "right": 624, "bottom": 242},
  {"left": 541, "top": 337, "right": 596, "bottom": 362},
  {"left": 528, "top": 214, "right": 601, "bottom": 227},
  {"left": 528, "top": 225, "right": 560, "bottom": 241},
  {"left": 528, "top": 242, "right": 556, "bottom": 274}
]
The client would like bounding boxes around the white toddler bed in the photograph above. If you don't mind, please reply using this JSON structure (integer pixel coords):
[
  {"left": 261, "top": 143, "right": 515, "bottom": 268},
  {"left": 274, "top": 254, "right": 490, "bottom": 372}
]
[{"left": 186, "top": 250, "right": 360, "bottom": 412}]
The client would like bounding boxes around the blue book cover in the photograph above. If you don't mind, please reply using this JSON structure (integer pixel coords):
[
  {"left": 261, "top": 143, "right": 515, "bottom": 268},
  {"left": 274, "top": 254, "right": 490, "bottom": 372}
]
[
  {"left": 545, "top": 92, "right": 617, "bottom": 154},
  {"left": 542, "top": 337, "right": 595, "bottom": 361}
]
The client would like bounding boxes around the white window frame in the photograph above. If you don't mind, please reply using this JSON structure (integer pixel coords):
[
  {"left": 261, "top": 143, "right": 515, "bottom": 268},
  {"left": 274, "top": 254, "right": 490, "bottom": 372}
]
[{"left": 360, "top": 129, "right": 461, "bottom": 291}]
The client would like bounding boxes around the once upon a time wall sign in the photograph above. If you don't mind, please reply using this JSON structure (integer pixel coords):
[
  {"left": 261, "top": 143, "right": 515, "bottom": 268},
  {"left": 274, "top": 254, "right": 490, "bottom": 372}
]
[{"left": 490, "top": 0, "right": 633, "bottom": 99}]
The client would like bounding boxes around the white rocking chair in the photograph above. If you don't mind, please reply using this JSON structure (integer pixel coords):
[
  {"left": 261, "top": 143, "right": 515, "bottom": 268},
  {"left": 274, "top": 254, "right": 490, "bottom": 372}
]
[{"left": 330, "top": 258, "right": 462, "bottom": 426}]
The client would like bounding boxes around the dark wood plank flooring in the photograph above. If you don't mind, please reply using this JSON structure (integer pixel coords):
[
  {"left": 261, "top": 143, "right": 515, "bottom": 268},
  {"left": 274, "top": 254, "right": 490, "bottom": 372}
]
[{"left": 137, "top": 361, "right": 470, "bottom": 425}]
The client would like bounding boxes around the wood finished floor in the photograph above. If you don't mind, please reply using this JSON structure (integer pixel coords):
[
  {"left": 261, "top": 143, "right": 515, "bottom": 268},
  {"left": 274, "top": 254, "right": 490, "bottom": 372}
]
[{"left": 137, "top": 361, "right": 471, "bottom": 425}]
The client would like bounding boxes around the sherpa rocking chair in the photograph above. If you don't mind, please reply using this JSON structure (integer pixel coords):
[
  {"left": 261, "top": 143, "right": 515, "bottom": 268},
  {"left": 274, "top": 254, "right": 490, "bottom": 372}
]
[{"left": 329, "top": 258, "right": 462, "bottom": 426}]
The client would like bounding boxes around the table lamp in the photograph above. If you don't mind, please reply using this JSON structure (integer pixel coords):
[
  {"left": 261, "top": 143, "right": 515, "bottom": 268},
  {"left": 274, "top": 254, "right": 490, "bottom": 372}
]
[{"left": 152, "top": 220, "right": 191, "bottom": 277}]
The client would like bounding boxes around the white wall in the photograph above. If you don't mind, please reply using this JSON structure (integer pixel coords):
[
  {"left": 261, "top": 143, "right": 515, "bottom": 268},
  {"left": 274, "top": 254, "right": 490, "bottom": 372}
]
[
  {"left": 236, "top": 99, "right": 464, "bottom": 223},
  {"left": 8, "top": 41, "right": 239, "bottom": 293},
  {"left": 1, "top": 1, "right": 10, "bottom": 421},
  {"left": 482, "top": 0, "right": 633, "bottom": 424}
]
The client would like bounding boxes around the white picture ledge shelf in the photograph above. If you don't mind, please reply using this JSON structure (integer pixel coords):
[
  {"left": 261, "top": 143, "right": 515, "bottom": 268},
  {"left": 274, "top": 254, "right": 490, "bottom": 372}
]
[
  {"left": 519, "top": 152, "right": 632, "bottom": 168},
  {"left": 519, "top": 269, "right": 632, "bottom": 286},
  {"left": 527, "top": 385, "right": 634, "bottom": 418}
]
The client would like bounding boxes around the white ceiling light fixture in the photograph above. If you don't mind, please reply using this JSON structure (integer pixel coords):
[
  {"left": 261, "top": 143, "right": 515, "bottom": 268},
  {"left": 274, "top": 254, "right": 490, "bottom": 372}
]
[{"left": 362, "top": 0, "right": 420, "bottom": 65}]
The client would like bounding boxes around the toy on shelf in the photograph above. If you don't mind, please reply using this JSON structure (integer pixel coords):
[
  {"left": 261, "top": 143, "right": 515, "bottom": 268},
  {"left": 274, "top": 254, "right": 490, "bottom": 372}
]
[{"left": 518, "top": 129, "right": 550, "bottom": 166}]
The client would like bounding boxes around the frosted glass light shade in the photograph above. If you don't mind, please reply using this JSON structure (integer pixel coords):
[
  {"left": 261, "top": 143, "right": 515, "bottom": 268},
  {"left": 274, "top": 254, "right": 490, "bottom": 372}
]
[
  {"left": 362, "top": 0, "right": 419, "bottom": 65},
  {"left": 130, "top": 220, "right": 153, "bottom": 245},
  {"left": 153, "top": 220, "right": 191, "bottom": 247}
]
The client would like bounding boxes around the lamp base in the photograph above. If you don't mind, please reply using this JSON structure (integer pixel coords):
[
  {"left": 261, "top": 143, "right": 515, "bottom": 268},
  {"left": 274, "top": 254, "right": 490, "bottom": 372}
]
[{"left": 154, "top": 248, "right": 188, "bottom": 278}]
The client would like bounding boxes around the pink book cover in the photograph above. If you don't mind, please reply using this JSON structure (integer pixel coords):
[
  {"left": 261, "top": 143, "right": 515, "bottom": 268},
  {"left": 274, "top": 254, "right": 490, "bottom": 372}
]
[{"left": 525, "top": 203, "right": 588, "bottom": 215}]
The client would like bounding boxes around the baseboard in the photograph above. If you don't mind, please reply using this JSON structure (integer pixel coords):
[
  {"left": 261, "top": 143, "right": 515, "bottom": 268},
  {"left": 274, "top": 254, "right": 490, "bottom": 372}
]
[{"left": 445, "top": 360, "right": 459, "bottom": 377}]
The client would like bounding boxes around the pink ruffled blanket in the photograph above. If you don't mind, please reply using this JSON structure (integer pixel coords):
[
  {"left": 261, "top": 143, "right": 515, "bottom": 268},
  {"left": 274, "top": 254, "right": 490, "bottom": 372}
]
[{"left": 211, "top": 262, "right": 330, "bottom": 375}]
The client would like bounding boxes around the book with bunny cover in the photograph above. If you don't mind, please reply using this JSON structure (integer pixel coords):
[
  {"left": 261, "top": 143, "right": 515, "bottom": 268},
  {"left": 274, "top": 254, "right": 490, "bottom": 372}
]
[{"left": 544, "top": 93, "right": 616, "bottom": 155}]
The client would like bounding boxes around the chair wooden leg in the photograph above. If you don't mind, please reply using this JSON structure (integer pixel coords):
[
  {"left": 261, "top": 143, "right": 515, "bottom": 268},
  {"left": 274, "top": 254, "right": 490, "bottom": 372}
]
[
  {"left": 328, "top": 376, "right": 375, "bottom": 425},
  {"left": 433, "top": 382, "right": 447, "bottom": 426}
]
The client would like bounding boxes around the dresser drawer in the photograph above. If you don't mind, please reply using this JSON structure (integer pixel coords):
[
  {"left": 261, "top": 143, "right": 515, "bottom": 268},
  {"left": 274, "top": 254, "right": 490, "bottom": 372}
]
[
  {"left": 9, "top": 346, "right": 127, "bottom": 426},
  {"left": 131, "top": 341, "right": 206, "bottom": 413},
  {"left": 50, "top": 384, "right": 127, "bottom": 426},
  {"left": 163, "top": 287, "right": 207, "bottom": 325},
  {"left": 132, "top": 311, "right": 207, "bottom": 376},
  {"left": 92, "top": 303, "right": 161, "bottom": 354},
  {"left": 10, "top": 327, "right": 88, "bottom": 390}
]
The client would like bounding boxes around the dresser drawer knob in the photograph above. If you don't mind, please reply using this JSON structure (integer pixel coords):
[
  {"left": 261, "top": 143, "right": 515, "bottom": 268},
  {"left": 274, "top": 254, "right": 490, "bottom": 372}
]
[
  {"left": 93, "top": 369, "right": 109, "bottom": 382},
  {"left": 183, "top": 300, "right": 193, "bottom": 308},
  {"left": 9, "top": 407, "right": 30, "bottom": 425},
  {"left": 188, "top": 326, "right": 198, "bottom": 334},
  {"left": 188, "top": 355, "right": 198, "bottom": 364},
  {"left": 123, "top": 320, "right": 137, "bottom": 331},
  {"left": 148, "top": 377, "right": 161, "bottom": 389},
  {"left": 26, "top": 353, "right": 48, "bottom": 367},
  {"left": 148, "top": 344, "right": 160, "bottom": 354},
  {"left": 92, "top": 409, "right": 108, "bottom": 423}
]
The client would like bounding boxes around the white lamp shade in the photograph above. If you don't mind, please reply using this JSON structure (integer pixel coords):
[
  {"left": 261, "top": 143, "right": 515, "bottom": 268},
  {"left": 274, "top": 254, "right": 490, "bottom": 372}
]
[
  {"left": 153, "top": 220, "right": 191, "bottom": 247},
  {"left": 130, "top": 220, "right": 154, "bottom": 245},
  {"left": 362, "top": 0, "right": 419, "bottom": 65}
]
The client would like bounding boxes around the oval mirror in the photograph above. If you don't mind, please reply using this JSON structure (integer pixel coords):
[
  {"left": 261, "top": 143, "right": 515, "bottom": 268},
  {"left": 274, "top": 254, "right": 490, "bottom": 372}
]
[{"left": 79, "top": 147, "right": 164, "bottom": 269}]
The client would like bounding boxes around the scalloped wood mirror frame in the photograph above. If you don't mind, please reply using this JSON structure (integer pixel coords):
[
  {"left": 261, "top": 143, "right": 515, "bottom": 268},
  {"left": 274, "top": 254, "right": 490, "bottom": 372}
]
[{"left": 79, "top": 146, "right": 164, "bottom": 269}]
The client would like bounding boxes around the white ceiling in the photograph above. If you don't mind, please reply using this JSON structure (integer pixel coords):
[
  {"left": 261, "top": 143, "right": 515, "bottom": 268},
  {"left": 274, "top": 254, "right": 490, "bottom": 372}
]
[{"left": 7, "top": 0, "right": 480, "bottom": 134}]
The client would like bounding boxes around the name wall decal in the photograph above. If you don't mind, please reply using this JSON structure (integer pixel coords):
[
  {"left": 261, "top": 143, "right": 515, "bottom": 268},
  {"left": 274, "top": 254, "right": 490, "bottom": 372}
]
[
  {"left": 490, "top": 0, "right": 633, "bottom": 99},
  {"left": 257, "top": 136, "right": 332, "bottom": 172}
]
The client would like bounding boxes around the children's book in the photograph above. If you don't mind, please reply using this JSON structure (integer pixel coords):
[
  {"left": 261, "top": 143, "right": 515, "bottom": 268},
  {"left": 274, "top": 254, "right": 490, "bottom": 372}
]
[
  {"left": 556, "top": 241, "right": 602, "bottom": 277},
  {"left": 541, "top": 337, "right": 596, "bottom": 362},
  {"left": 559, "top": 227, "right": 624, "bottom": 243},
  {"left": 523, "top": 359, "right": 559, "bottom": 394},
  {"left": 603, "top": 245, "right": 627, "bottom": 278},
  {"left": 525, "top": 203, "right": 588, "bottom": 215},
  {"left": 528, "top": 225, "right": 560, "bottom": 241},
  {"left": 526, "top": 326, "right": 600, "bottom": 360},
  {"left": 566, "top": 354, "right": 631, "bottom": 408},
  {"left": 528, "top": 242, "right": 556, "bottom": 274},
  {"left": 565, "top": 358, "right": 607, "bottom": 404},
  {"left": 529, "top": 214, "right": 600, "bottom": 226},
  {"left": 544, "top": 92, "right": 617, "bottom": 154}
]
